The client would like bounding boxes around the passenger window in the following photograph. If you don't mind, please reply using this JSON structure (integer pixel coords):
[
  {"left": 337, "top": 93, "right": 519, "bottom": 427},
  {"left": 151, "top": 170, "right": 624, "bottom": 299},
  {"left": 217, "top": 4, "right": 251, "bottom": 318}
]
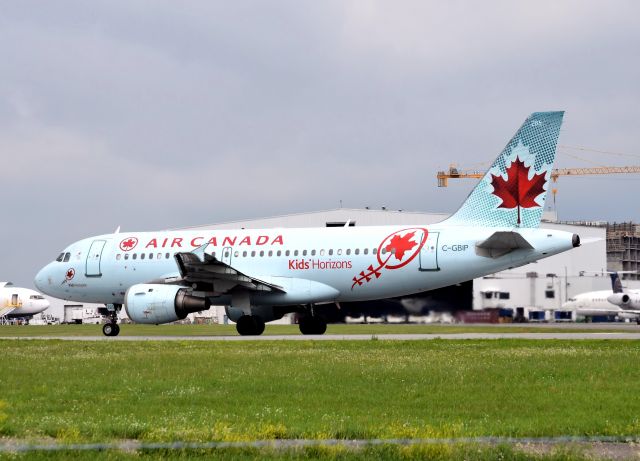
[
  {"left": 63, "top": 253, "right": 70, "bottom": 262},
  {"left": 285, "top": 250, "right": 290, "bottom": 257},
  {"left": 165, "top": 253, "right": 170, "bottom": 259},
  {"left": 251, "top": 251, "right": 256, "bottom": 257},
  {"left": 337, "top": 249, "right": 342, "bottom": 255},
  {"left": 277, "top": 250, "right": 282, "bottom": 257},
  {"left": 268, "top": 250, "right": 273, "bottom": 257},
  {"left": 329, "top": 249, "right": 334, "bottom": 256},
  {"left": 311, "top": 250, "right": 316, "bottom": 256},
  {"left": 234, "top": 251, "right": 239, "bottom": 257},
  {"left": 355, "top": 249, "right": 360, "bottom": 255},
  {"left": 149, "top": 253, "right": 153, "bottom": 259},
  {"left": 140, "top": 253, "right": 145, "bottom": 260},
  {"left": 294, "top": 250, "right": 299, "bottom": 256},
  {"left": 133, "top": 253, "right": 137, "bottom": 260},
  {"left": 260, "top": 251, "right": 264, "bottom": 257},
  {"left": 116, "top": 254, "right": 121, "bottom": 261},
  {"left": 243, "top": 251, "right": 247, "bottom": 257},
  {"left": 303, "top": 250, "right": 307, "bottom": 256},
  {"left": 320, "top": 250, "right": 325, "bottom": 256},
  {"left": 124, "top": 254, "right": 129, "bottom": 260},
  {"left": 157, "top": 253, "right": 162, "bottom": 259},
  {"left": 364, "top": 249, "right": 369, "bottom": 255},
  {"left": 346, "top": 249, "right": 351, "bottom": 255}
]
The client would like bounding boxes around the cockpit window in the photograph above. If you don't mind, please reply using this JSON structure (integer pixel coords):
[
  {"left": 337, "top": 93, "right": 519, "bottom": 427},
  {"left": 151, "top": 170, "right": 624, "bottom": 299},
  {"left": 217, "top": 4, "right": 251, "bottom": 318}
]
[
  {"left": 63, "top": 253, "right": 71, "bottom": 262},
  {"left": 30, "top": 295, "right": 45, "bottom": 300},
  {"left": 56, "top": 253, "right": 64, "bottom": 262}
]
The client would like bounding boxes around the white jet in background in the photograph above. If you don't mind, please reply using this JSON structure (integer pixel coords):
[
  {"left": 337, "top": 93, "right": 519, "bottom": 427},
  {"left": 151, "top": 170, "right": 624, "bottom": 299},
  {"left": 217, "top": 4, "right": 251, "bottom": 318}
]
[
  {"left": 0, "top": 282, "right": 50, "bottom": 321},
  {"left": 562, "top": 272, "right": 640, "bottom": 322}
]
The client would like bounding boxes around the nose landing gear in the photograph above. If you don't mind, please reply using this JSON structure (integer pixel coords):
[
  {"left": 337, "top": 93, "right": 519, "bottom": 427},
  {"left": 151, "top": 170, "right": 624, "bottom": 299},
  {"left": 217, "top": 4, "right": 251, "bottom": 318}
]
[{"left": 102, "top": 303, "right": 122, "bottom": 337}]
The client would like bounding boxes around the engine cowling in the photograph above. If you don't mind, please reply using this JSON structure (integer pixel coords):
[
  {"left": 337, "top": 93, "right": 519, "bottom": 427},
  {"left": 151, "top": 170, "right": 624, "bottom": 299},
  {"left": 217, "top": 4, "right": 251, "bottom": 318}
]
[
  {"left": 607, "top": 293, "right": 630, "bottom": 307},
  {"left": 124, "top": 284, "right": 210, "bottom": 324}
]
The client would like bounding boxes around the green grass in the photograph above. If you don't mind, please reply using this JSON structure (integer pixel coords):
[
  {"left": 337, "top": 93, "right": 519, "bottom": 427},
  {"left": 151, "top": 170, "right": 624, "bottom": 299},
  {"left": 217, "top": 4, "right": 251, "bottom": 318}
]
[
  {"left": 1, "top": 339, "right": 640, "bottom": 446},
  {"left": 0, "top": 323, "right": 629, "bottom": 337},
  {"left": 0, "top": 444, "right": 601, "bottom": 461}
]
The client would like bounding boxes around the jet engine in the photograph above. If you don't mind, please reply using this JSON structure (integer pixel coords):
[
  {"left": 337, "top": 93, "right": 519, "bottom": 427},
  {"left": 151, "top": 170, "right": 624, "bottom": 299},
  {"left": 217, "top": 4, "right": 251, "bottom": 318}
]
[
  {"left": 607, "top": 293, "right": 630, "bottom": 307},
  {"left": 124, "top": 284, "right": 210, "bottom": 324}
]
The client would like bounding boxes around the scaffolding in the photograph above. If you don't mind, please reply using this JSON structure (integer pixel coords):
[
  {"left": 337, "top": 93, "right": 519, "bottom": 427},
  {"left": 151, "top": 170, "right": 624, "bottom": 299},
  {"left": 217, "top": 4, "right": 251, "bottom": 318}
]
[{"left": 606, "top": 223, "right": 640, "bottom": 280}]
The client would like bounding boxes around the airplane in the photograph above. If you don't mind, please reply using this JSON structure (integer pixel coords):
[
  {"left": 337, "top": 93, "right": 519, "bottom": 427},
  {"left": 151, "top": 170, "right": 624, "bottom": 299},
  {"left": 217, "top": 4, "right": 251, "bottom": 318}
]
[
  {"left": 34, "top": 111, "right": 580, "bottom": 337},
  {"left": 0, "top": 282, "right": 50, "bottom": 321},
  {"left": 562, "top": 272, "right": 640, "bottom": 322},
  {"left": 606, "top": 272, "right": 640, "bottom": 312}
]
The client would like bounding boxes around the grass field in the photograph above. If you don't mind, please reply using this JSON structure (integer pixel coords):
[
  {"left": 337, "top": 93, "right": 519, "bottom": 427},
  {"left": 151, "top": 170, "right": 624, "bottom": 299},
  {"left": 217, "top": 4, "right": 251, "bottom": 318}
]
[
  {"left": 0, "top": 323, "right": 630, "bottom": 337},
  {"left": 1, "top": 338, "right": 640, "bottom": 458}
]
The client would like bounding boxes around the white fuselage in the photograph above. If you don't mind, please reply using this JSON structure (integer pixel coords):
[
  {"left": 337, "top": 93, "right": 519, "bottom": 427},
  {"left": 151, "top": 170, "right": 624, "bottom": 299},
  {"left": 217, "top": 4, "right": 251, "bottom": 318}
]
[
  {"left": 35, "top": 225, "right": 577, "bottom": 307},
  {"left": 0, "top": 283, "right": 50, "bottom": 317}
]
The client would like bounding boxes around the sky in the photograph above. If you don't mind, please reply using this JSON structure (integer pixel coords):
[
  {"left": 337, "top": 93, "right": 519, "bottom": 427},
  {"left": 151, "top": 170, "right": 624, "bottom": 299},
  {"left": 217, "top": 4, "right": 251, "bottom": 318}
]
[{"left": 2, "top": 0, "right": 640, "bottom": 288}]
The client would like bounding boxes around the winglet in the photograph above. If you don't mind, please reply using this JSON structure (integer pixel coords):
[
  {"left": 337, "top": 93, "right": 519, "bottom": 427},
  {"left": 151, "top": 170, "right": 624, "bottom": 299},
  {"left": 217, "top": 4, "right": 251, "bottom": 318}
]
[{"left": 443, "top": 111, "right": 564, "bottom": 228}]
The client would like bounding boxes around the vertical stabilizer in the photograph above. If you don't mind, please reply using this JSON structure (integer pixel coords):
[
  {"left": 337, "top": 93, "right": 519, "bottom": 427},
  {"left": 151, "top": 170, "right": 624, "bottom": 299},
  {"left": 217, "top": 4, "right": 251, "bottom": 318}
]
[
  {"left": 610, "top": 272, "right": 624, "bottom": 294},
  {"left": 444, "top": 111, "right": 564, "bottom": 228}
]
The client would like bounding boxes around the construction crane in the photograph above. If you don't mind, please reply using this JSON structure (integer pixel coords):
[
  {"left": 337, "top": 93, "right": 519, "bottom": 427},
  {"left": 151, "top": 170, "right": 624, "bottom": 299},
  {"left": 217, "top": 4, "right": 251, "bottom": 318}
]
[{"left": 437, "top": 165, "right": 640, "bottom": 206}]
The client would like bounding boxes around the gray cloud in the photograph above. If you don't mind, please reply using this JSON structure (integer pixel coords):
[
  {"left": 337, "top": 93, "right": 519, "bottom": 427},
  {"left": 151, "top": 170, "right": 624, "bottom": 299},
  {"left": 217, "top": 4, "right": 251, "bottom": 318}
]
[{"left": 2, "top": 0, "right": 640, "bottom": 287}]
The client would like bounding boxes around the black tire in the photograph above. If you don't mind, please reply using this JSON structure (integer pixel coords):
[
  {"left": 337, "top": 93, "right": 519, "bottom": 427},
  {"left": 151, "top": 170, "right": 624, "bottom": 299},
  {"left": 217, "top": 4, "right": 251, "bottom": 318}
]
[
  {"left": 102, "top": 323, "right": 114, "bottom": 337},
  {"left": 299, "top": 316, "right": 327, "bottom": 335},
  {"left": 112, "top": 324, "right": 120, "bottom": 336},
  {"left": 313, "top": 317, "right": 327, "bottom": 335},
  {"left": 236, "top": 315, "right": 265, "bottom": 336},
  {"left": 253, "top": 316, "right": 265, "bottom": 335},
  {"left": 299, "top": 316, "right": 314, "bottom": 335}
]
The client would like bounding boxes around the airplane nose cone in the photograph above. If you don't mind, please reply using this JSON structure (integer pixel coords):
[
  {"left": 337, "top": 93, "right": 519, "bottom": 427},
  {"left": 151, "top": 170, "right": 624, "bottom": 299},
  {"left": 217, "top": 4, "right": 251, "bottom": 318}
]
[{"left": 34, "top": 267, "right": 48, "bottom": 292}]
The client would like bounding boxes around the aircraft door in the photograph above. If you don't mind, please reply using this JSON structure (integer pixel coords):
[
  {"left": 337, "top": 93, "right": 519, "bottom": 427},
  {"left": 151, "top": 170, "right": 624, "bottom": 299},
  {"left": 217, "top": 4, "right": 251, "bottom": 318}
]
[
  {"left": 221, "top": 246, "right": 233, "bottom": 266},
  {"left": 419, "top": 231, "right": 440, "bottom": 271},
  {"left": 11, "top": 294, "right": 18, "bottom": 306},
  {"left": 86, "top": 240, "right": 107, "bottom": 277}
]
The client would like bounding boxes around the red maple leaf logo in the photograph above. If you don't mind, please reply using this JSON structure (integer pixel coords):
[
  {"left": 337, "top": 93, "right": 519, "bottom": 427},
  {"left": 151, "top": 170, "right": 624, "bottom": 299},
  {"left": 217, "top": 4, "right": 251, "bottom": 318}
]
[
  {"left": 490, "top": 156, "right": 546, "bottom": 225},
  {"left": 119, "top": 237, "right": 138, "bottom": 252},
  {"left": 385, "top": 231, "right": 418, "bottom": 261},
  {"left": 65, "top": 268, "right": 75, "bottom": 280}
]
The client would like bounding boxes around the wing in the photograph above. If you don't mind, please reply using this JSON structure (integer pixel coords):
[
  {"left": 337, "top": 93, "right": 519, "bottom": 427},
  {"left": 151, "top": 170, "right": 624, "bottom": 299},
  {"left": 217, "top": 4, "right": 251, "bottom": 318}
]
[{"left": 173, "top": 246, "right": 285, "bottom": 295}]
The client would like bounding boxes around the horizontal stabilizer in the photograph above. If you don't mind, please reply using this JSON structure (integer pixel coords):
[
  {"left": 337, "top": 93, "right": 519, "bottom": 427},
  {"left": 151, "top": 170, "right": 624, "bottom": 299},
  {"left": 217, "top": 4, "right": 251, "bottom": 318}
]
[{"left": 476, "top": 231, "right": 533, "bottom": 258}]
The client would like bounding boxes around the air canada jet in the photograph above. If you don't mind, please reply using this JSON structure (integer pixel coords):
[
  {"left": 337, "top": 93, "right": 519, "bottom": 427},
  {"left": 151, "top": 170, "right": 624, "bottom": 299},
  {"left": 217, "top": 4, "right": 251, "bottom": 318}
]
[
  {"left": 563, "top": 272, "right": 640, "bottom": 322},
  {"left": 0, "top": 282, "right": 50, "bottom": 320},
  {"left": 35, "top": 111, "right": 580, "bottom": 336}
]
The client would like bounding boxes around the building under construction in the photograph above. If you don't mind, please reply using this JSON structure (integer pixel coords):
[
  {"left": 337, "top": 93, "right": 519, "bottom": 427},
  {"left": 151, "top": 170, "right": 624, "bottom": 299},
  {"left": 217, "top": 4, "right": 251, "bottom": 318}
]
[{"left": 607, "top": 222, "right": 640, "bottom": 280}]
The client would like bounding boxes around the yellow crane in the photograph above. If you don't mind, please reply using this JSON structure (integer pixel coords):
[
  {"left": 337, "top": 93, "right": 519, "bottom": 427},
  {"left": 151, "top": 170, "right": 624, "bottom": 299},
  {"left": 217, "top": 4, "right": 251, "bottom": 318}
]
[{"left": 437, "top": 165, "right": 640, "bottom": 205}]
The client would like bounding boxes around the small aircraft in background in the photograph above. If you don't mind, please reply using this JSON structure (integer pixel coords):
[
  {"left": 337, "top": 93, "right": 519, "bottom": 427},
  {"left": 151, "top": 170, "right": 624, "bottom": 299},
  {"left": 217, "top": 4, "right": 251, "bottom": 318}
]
[
  {"left": 35, "top": 111, "right": 580, "bottom": 336},
  {"left": 562, "top": 272, "right": 640, "bottom": 323},
  {"left": 0, "top": 282, "right": 50, "bottom": 321}
]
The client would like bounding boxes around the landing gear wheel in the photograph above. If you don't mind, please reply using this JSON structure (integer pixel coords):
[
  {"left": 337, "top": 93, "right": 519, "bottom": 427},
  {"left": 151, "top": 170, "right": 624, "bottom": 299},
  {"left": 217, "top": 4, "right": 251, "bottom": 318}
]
[
  {"left": 236, "top": 315, "right": 265, "bottom": 336},
  {"left": 299, "top": 316, "right": 327, "bottom": 335},
  {"left": 102, "top": 323, "right": 120, "bottom": 337},
  {"left": 253, "top": 316, "right": 265, "bottom": 335}
]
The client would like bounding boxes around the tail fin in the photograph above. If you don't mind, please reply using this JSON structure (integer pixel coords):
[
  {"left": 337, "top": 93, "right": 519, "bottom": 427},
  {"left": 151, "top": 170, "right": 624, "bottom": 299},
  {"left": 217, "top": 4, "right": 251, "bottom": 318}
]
[
  {"left": 444, "top": 111, "right": 564, "bottom": 228},
  {"left": 610, "top": 272, "right": 624, "bottom": 293}
]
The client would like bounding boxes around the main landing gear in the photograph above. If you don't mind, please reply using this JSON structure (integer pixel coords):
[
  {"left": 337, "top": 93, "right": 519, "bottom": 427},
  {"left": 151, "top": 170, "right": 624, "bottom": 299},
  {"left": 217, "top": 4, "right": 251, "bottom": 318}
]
[
  {"left": 298, "top": 314, "right": 327, "bottom": 335},
  {"left": 236, "top": 315, "right": 265, "bottom": 336},
  {"left": 102, "top": 303, "right": 121, "bottom": 337}
]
